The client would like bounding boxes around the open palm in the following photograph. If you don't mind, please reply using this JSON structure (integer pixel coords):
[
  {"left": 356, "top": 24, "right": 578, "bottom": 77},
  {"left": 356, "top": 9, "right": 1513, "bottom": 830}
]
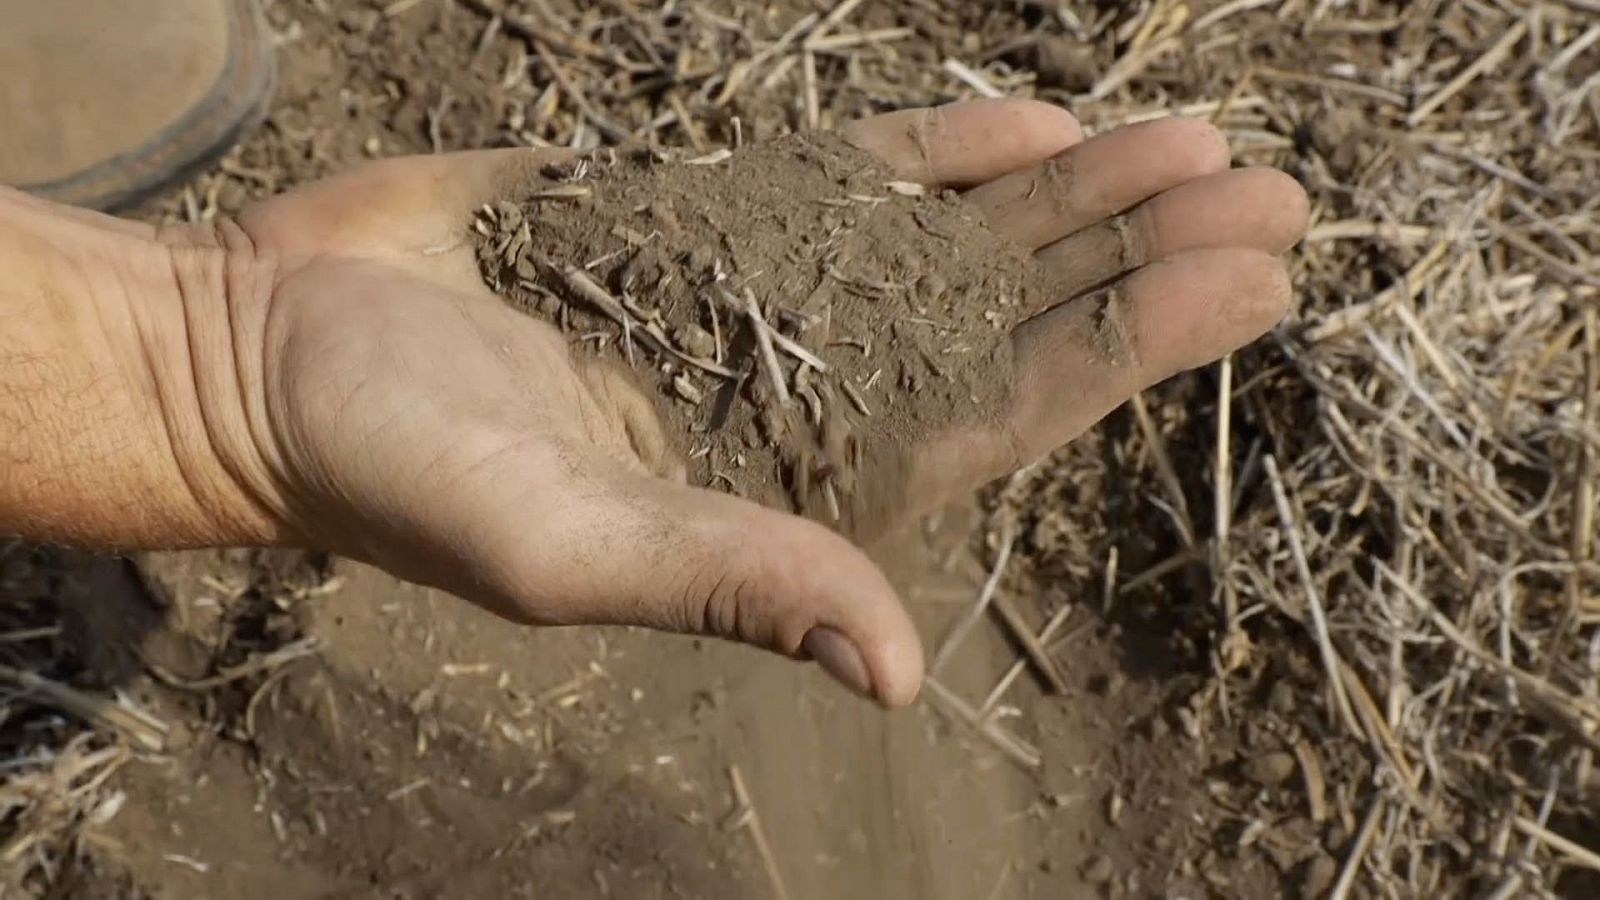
[{"left": 224, "top": 99, "right": 1307, "bottom": 705}]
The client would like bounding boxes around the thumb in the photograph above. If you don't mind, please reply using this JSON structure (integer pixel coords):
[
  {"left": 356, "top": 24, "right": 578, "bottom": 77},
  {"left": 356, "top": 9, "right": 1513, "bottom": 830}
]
[{"left": 478, "top": 469, "right": 925, "bottom": 708}]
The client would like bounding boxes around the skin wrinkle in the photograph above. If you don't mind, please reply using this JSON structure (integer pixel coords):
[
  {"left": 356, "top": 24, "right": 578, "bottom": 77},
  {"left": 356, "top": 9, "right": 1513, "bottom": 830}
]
[
  {"left": 137, "top": 293, "right": 219, "bottom": 543},
  {"left": 161, "top": 236, "right": 257, "bottom": 538},
  {"left": 252, "top": 269, "right": 327, "bottom": 524},
  {"left": 2, "top": 192, "right": 230, "bottom": 545},
  {"left": 155, "top": 215, "right": 313, "bottom": 546},
  {"left": 216, "top": 217, "right": 307, "bottom": 519},
  {"left": 431, "top": 434, "right": 541, "bottom": 509},
  {"left": 583, "top": 359, "right": 672, "bottom": 476}
]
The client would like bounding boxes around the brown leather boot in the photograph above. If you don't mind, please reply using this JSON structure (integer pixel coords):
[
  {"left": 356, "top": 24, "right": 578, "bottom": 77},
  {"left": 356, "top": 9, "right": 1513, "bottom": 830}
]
[{"left": 0, "top": 0, "right": 275, "bottom": 211}]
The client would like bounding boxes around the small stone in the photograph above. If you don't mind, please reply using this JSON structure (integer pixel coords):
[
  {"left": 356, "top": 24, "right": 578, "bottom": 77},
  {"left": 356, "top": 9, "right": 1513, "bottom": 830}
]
[
  {"left": 1244, "top": 751, "right": 1298, "bottom": 787},
  {"left": 1035, "top": 36, "right": 1098, "bottom": 91},
  {"left": 1082, "top": 855, "right": 1115, "bottom": 885},
  {"left": 671, "top": 373, "right": 703, "bottom": 405},
  {"left": 686, "top": 243, "right": 718, "bottom": 276},
  {"left": 674, "top": 323, "right": 717, "bottom": 360},
  {"left": 493, "top": 201, "right": 523, "bottom": 229},
  {"left": 646, "top": 198, "right": 680, "bottom": 230},
  {"left": 1301, "top": 853, "right": 1337, "bottom": 899},
  {"left": 216, "top": 179, "right": 248, "bottom": 212},
  {"left": 757, "top": 407, "right": 788, "bottom": 445},
  {"left": 338, "top": 8, "right": 380, "bottom": 35},
  {"left": 1268, "top": 679, "right": 1297, "bottom": 715},
  {"left": 620, "top": 250, "right": 660, "bottom": 290}
]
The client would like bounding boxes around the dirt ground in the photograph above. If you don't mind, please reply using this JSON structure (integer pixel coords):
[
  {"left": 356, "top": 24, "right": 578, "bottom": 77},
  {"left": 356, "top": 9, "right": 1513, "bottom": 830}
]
[{"left": 4, "top": 0, "right": 1597, "bottom": 898}]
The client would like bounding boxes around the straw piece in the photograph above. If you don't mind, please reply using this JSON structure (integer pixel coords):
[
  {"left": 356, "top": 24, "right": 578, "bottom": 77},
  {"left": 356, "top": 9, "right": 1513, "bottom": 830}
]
[
  {"left": 1408, "top": 20, "right": 1530, "bottom": 126},
  {"left": 743, "top": 290, "right": 791, "bottom": 407},
  {"left": 728, "top": 766, "right": 791, "bottom": 900},
  {"left": 1263, "top": 455, "right": 1361, "bottom": 736},
  {"left": 929, "top": 526, "right": 1015, "bottom": 677},
  {"left": 0, "top": 665, "right": 168, "bottom": 753},
  {"left": 923, "top": 678, "right": 1042, "bottom": 770},
  {"left": 1513, "top": 817, "right": 1600, "bottom": 872}
]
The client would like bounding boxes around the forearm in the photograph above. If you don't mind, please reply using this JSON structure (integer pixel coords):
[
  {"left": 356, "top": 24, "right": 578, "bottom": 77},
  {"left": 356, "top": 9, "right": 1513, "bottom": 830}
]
[{"left": 0, "top": 187, "right": 288, "bottom": 548}]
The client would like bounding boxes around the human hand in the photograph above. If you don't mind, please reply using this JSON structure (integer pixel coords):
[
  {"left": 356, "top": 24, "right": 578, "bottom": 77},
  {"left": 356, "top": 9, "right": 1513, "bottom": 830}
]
[{"left": 214, "top": 99, "right": 1306, "bottom": 706}]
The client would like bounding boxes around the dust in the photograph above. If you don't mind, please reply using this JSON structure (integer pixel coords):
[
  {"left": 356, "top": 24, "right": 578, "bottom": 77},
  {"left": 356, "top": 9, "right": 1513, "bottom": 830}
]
[
  {"left": 476, "top": 132, "right": 1053, "bottom": 536},
  {"left": 1090, "top": 287, "right": 1136, "bottom": 366},
  {"left": 1041, "top": 155, "right": 1076, "bottom": 215}
]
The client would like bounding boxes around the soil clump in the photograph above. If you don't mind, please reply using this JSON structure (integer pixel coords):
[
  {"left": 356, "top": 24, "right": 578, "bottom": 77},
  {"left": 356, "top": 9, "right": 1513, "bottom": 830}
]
[{"left": 477, "top": 133, "right": 1049, "bottom": 534}]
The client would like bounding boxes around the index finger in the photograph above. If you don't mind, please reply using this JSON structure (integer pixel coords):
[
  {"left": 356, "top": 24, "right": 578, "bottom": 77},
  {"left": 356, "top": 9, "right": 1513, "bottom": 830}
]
[{"left": 841, "top": 99, "right": 1084, "bottom": 189}]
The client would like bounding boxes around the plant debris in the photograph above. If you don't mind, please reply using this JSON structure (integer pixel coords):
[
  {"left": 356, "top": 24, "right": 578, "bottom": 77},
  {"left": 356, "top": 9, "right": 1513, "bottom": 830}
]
[{"left": 476, "top": 133, "right": 1048, "bottom": 535}]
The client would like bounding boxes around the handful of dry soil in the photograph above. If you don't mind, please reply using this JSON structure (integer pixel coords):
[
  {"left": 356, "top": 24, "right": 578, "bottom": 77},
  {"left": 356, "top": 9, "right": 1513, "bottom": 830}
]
[{"left": 476, "top": 134, "right": 1050, "bottom": 535}]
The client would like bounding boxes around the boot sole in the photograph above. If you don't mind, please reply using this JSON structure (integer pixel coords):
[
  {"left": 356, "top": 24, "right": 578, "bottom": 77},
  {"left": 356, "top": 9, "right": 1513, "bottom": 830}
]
[{"left": 23, "top": 0, "right": 277, "bottom": 212}]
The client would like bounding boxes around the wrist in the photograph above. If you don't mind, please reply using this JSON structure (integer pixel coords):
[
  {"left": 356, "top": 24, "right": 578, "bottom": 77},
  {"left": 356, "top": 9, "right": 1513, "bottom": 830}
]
[
  {"left": 0, "top": 188, "right": 297, "bottom": 548},
  {"left": 145, "top": 215, "right": 304, "bottom": 547}
]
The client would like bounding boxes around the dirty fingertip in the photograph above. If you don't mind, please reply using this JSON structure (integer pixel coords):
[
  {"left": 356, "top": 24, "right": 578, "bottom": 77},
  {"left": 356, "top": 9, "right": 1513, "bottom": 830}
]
[
  {"left": 804, "top": 626, "right": 923, "bottom": 708},
  {"left": 804, "top": 626, "right": 879, "bottom": 702}
]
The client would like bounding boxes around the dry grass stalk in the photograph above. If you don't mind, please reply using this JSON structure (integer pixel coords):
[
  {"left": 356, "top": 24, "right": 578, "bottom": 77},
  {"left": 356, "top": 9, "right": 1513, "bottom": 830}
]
[
  {"left": 145, "top": 637, "right": 320, "bottom": 692},
  {"left": 0, "top": 665, "right": 167, "bottom": 753},
  {"left": 1407, "top": 19, "right": 1531, "bottom": 126},
  {"left": 987, "top": 593, "right": 1069, "bottom": 695},
  {"left": 1292, "top": 739, "right": 1328, "bottom": 824},
  {"left": 978, "top": 601, "right": 1076, "bottom": 719},
  {"left": 928, "top": 525, "right": 1015, "bottom": 678},
  {"left": 1329, "top": 798, "right": 1384, "bottom": 900},
  {"left": 743, "top": 290, "right": 792, "bottom": 408},
  {"left": 1514, "top": 816, "right": 1600, "bottom": 872},
  {"left": 1263, "top": 455, "right": 1360, "bottom": 736},
  {"left": 923, "top": 677, "right": 1042, "bottom": 770},
  {"left": 1131, "top": 392, "right": 1196, "bottom": 547},
  {"left": 727, "top": 765, "right": 790, "bottom": 900}
]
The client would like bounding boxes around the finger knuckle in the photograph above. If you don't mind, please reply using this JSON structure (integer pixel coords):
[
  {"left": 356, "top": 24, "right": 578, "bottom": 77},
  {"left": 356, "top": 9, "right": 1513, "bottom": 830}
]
[
  {"left": 672, "top": 528, "right": 771, "bottom": 644},
  {"left": 911, "top": 106, "right": 950, "bottom": 183},
  {"left": 1116, "top": 210, "right": 1150, "bottom": 270},
  {"left": 1168, "top": 118, "right": 1232, "bottom": 172}
]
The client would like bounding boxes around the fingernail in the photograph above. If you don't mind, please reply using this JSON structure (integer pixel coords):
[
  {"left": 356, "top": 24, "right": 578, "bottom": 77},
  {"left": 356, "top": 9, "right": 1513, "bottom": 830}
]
[{"left": 803, "top": 626, "right": 875, "bottom": 700}]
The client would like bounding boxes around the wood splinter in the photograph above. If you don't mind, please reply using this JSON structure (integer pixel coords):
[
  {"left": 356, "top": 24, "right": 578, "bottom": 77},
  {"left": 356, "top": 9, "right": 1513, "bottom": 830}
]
[{"left": 555, "top": 264, "right": 738, "bottom": 379}]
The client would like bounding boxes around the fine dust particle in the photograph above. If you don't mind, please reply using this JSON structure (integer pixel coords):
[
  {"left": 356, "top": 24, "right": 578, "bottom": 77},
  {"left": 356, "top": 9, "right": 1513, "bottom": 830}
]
[{"left": 475, "top": 133, "right": 1051, "bottom": 537}]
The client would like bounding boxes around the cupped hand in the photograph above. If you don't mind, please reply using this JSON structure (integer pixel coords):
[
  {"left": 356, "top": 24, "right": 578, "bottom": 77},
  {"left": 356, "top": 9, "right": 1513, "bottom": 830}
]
[{"left": 226, "top": 100, "right": 1308, "bottom": 706}]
